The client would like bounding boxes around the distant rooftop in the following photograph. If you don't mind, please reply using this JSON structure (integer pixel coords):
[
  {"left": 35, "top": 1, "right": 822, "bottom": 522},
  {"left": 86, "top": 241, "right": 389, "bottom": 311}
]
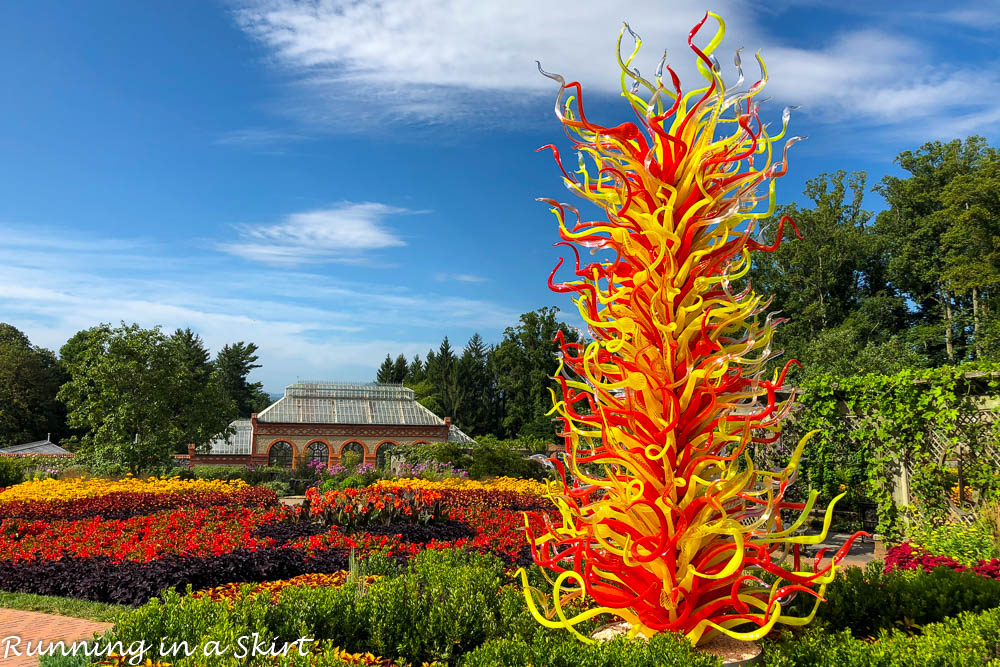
[{"left": 0, "top": 438, "right": 71, "bottom": 456}]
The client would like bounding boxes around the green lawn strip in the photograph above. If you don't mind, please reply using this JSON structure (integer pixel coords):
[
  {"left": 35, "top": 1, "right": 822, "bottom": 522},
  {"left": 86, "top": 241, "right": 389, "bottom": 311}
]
[{"left": 0, "top": 591, "right": 131, "bottom": 623}]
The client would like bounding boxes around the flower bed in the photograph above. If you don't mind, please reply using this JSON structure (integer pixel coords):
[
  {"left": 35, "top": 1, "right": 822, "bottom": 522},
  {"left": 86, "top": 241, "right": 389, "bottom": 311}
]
[
  {"left": 0, "top": 506, "right": 285, "bottom": 562},
  {"left": 193, "top": 571, "right": 382, "bottom": 603},
  {"left": 378, "top": 476, "right": 548, "bottom": 496},
  {"left": 0, "top": 476, "right": 249, "bottom": 503},
  {"left": 0, "top": 476, "right": 270, "bottom": 520},
  {"left": 0, "top": 479, "right": 552, "bottom": 604},
  {"left": 884, "top": 542, "right": 1000, "bottom": 579},
  {"left": 306, "top": 485, "right": 444, "bottom": 531}
]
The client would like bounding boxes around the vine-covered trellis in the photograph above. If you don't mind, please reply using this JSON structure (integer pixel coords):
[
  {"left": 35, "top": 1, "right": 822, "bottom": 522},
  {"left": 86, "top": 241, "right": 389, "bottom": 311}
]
[{"left": 761, "top": 365, "right": 1000, "bottom": 538}]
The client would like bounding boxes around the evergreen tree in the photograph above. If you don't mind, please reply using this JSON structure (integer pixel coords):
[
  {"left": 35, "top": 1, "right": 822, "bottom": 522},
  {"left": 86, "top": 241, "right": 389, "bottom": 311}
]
[
  {"left": 376, "top": 354, "right": 396, "bottom": 383},
  {"left": 171, "top": 328, "right": 213, "bottom": 385},
  {"left": 406, "top": 354, "right": 426, "bottom": 383},
  {"left": 456, "top": 333, "right": 500, "bottom": 435},
  {"left": 392, "top": 354, "right": 409, "bottom": 383},
  {"left": 493, "top": 307, "right": 581, "bottom": 439},
  {"left": 214, "top": 342, "right": 271, "bottom": 417}
]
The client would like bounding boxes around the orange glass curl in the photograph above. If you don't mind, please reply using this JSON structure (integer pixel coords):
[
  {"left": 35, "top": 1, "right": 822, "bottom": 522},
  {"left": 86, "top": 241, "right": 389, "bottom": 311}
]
[{"left": 520, "top": 12, "right": 864, "bottom": 645}]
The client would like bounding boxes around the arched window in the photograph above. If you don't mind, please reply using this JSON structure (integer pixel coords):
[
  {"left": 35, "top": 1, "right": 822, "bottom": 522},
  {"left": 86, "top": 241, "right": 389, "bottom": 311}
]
[
  {"left": 307, "top": 441, "right": 329, "bottom": 468},
  {"left": 268, "top": 441, "right": 294, "bottom": 468},
  {"left": 375, "top": 441, "right": 397, "bottom": 469},
  {"left": 339, "top": 441, "right": 366, "bottom": 466}
]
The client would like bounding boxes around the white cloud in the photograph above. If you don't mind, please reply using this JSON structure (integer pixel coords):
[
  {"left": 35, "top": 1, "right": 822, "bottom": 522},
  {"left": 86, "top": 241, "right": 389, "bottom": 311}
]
[
  {"left": 219, "top": 201, "right": 411, "bottom": 265},
  {"left": 233, "top": 0, "right": 752, "bottom": 123},
  {"left": 0, "top": 226, "right": 520, "bottom": 391},
  {"left": 229, "top": 1, "right": 1000, "bottom": 139},
  {"left": 435, "top": 272, "right": 486, "bottom": 283},
  {"left": 760, "top": 29, "right": 1000, "bottom": 137}
]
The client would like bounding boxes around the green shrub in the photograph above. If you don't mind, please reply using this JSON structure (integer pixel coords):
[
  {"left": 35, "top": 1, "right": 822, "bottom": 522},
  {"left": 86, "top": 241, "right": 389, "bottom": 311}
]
[
  {"left": 796, "top": 560, "right": 1000, "bottom": 637},
  {"left": 466, "top": 440, "right": 546, "bottom": 481},
  {"left": 765, "top": 606, "right": 1000, "bottom": 666},
  {"left": 138, "top": 463, "right": 193, "bottom": 479},
  {"left": 402, "top": 439, "right": 547, "bottom": 481},
  {"left": 104, "top": 549, "right": 521, "bottom": 665},
  {"left": 338, "top": 475, "right": 366, "bottom": 489},
  {"left": 190, "top": 465, "right": 294, "bottom": 486},
  {"left": 360, "top": 548, "right": 507, "bottom": 664},
  {"left": 190, "top": 464, "right": 249, "bottom": 481},
  {"left": 58, "top": 464, "right": 90, "bottom": 480},
  {"left": 0, "top": 457, "right": 24, "bottom": 487},
  {"left": 261, "top": 480, "right": 291, "bottom": 497},
  {"left": 462, "top": 632, "right": 721, "bottom": 667},
  {"left": 339, "top": 451, "right": 361, "bottom": 469}
]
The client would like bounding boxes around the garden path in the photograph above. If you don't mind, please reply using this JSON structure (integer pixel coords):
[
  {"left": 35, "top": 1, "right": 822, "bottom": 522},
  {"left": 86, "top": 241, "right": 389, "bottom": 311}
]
[
  {"left": 802, "top": 531, "right": 877, "bottom": 568},
  {"left": 0, "top": 608, "right": 111, "bottom": 666}
]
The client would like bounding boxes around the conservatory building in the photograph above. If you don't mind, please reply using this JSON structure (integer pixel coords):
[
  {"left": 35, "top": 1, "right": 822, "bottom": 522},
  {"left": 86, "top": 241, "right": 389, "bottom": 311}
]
[{"left": 190, "top": 382, "right": 474, "bottom": 469}]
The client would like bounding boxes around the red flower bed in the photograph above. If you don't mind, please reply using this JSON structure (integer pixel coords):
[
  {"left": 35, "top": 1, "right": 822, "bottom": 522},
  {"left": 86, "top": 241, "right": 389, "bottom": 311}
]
[
  {"left": 0, "top": 506, "right": 288, "bottom": 562},
  {"left": 306, "top": 485, "right": 443, "bottom": 531},
  {"left": 0, "top": 482, "right": 558, "bottom": 607},
  {"left": 0, "top": 486, "right": 549, "bottom": 567},
  {"left": 884, "top": 542, "right": 1000, "bottom": 580},
  {"left": 0, "top": 486, "right": 278, "bottom": 520}
]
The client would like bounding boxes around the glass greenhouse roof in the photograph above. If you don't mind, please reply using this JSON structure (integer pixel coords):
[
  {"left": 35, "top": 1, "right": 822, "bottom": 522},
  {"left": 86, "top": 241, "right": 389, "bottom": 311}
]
[
  {"left": 257, "top": 382, "right": 445, "bottom": 426},
  {"left": 204, "top": 418, "right": 253, "bottom": 455}
]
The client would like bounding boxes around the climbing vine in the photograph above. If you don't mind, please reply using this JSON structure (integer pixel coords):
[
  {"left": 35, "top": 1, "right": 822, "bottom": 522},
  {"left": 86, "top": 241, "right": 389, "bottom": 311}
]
[{"left": 790, "top": 364, "right": 1000, "bottom": 539}]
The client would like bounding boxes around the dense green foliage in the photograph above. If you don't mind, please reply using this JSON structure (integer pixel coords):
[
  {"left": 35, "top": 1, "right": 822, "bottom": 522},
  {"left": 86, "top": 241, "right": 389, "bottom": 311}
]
[
  {"left": 764, "top": 606, "right": 1000, "bottom": 667},
  {"left": 463, "top": 633, "right": 720, "bottom": 667},
  {"left": 214, "top": 341, "right": 271, "bottom": 417},
  {"left": 753, "top": 137, "right": 1000, "bottom": 379},
  {"left": 58, "top": 324, "right": 234, "bottom": 473},
  {"left": 399, "top": 437, "right": 547, "bottom": 481},
  {"left": 788, "top": 363, "right": 1000, "bottom": 535},
  {"left": 0, "top": 454, "right": 76, "bottom": 486},
  {"left": 35, "top": 552, "right": 1000, "bottom": 667},
  {"left": 0, "top": 324, "right": 68, "bottom": 447},
  {"left": 800, "top": 561, "right": 1000, "bottom": 637},
  {"left": 97, "top": 550, "right": 549, "bottom": 666}
]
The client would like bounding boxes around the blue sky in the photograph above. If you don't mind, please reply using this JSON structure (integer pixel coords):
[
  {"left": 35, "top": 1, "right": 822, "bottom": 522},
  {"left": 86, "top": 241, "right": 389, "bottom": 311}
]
[{"left": 1, "top": 0, "right": 997, "bottom": 393}]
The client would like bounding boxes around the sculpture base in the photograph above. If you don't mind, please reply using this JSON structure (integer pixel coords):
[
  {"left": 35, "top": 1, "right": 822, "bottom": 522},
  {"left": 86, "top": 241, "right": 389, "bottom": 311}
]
[
  {"left": 590, "top": 622, "right": 761, "bottom": 666},
  {"left": 699, "top": 635, "right": 762, "bottom": 666}
]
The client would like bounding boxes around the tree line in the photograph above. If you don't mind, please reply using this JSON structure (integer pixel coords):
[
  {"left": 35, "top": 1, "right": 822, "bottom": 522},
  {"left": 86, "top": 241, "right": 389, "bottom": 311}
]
[
  {"left": 751, "top": 136, "right": 1000, "bottom": 379},
  {"left": 376, "top": 307, "right": 579, "bottom": 439},
  {"left": 0, "top": 322, "right": 269, "bottom": 471}
]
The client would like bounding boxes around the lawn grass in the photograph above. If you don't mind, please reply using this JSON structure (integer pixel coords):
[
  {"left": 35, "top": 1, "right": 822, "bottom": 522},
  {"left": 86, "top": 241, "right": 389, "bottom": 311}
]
[{"left": 0, "top": 591, "right": 131, "bottom": 622}]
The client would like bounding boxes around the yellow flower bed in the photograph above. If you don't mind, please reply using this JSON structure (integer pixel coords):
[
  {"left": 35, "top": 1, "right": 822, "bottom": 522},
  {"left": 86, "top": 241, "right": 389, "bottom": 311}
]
[
  {"left": 379, "top": 476, "right": 547, "bottom": 496},
  {"left": 0, "top": 475, "right": 246, "bottom": 504}
]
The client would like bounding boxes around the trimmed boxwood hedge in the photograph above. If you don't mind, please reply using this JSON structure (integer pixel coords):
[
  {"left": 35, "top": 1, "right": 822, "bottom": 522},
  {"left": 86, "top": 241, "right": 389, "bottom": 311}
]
[{"left": 764, "top": 606, "right": 1000, "bottom": 666}]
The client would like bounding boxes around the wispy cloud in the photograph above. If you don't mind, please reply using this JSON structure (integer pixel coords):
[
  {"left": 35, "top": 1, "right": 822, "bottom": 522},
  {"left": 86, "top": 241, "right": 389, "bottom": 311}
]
[
  {"left": 214, "top": 127, "right": 307, "bottom": 150},
  {"left": 230, "top": 0, "right": 1000, "bottom": 140},
  {"left": 232, "top": 0, "right": 751, "bottom": 124},
  {"left": 435, "top": 272, "right": 486, "bottom": 284},
  {"left": 219, "top": 201, "right": 411, "bottom": 265},
  {"left": 940, "top": 4, "right": 1000, "bottom": 29},
  {"left": 760, "top": 29, "right": 1000, "bottom": 139},
  {"left": 0, "top": 226, "right": 519, "bottom": 390}
]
